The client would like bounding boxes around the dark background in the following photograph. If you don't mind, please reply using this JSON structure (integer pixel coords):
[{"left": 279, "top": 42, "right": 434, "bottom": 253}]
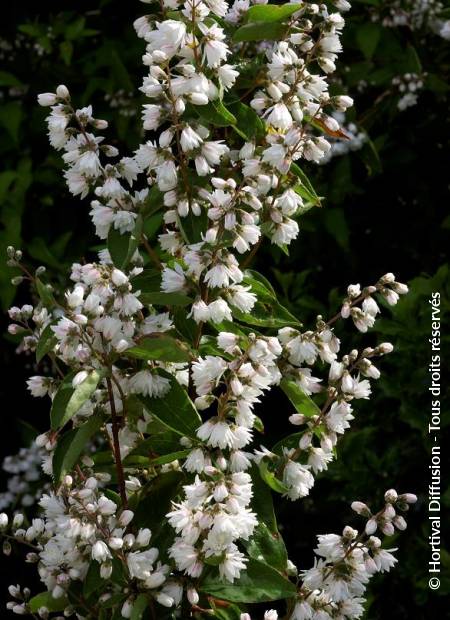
[{"left": 1, "top": 0, "right": 449, "bottom": 617}]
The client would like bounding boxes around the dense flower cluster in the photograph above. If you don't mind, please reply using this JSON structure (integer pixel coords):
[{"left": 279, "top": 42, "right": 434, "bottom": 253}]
[{"left": 1, "top": 1, "right": 417, "bottom": 618}]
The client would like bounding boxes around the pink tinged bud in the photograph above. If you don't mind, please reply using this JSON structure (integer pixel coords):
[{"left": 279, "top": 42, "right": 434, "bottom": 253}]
[
  {"left": 299, "top": 433, "right": 312, "bottom": 450},
  {"left": 341, "top": 372, "right": 353, "bottom": 392},
  {"left": 92, "top": 540, "right": 111, "bottom": 563},
  {"left": 12, "top": 514, "right": 24, "bottom": 529},
  {"left": 379, "top": 342, "right": 394, "bottom": 354},
  {"left": 341, "top": 302, "right": 350, "bottom": 318},
  {"left": 121, "top": 600, "right": 133, "bottom": 618},
  {"left": 329, "top": 361, "right": 344, "bottom": 382},
  {"left": 384, "top": 504, "right": 396, "bottom": 519},
  {"left": 111, "top": 269, "right": 128, "bottom": 287},
  {"left": 381, "top": 272, "right": 395, "bottom": 283},
  {"left": 155, "top": 593, "right": 174, "bottom": 607},
  {"left": 343, "top": 526, "right": 358, "bottom": 540},
  {"left": 108, "top": 537, "right": 124, "bottom": 550},
  {"left": 365, "top": 519, "right": 377, "bottom": 535},
  {"left": 351, "top": 501, "right": 370, "bottom": 516},
  {"left": 187, "top": 588, "right": 199, "bottom": 605},
  {"left": 56, "top": 84, "right": 69, "bottom": 99},
  {"left": 393, "top": 516, "right": 407, "bottom": 530},
  {"left": 37, "top": 93, "right": 57, "bottom": 106},
  {"left": 52, "top": 585, "right": 65, "bottom": 599},
  {"left": 100, "top": 562, "right": 113, "bottom": 579},
  {"left": 384, "top": 488, "right": 398, "bottom": 503},
  {"left": 289, "top": 413, "right": 305, "bottom": 426},
  {"left": 401, "top": 493, "right": 417, "bottom": 504},
  {"left": 119, "top": 510, "right": 134, "bottom": 526},
  {"left": 8, "top": 585, "right": 20, "bottom": 598},
  {"left": 123, "top": 534, "right": 135, "bottom": 548},
  {"left": 381, "top": 521, "right": 395, "bottom": 536},
  {"left": 136, "top": 528, "right": 151, "bottom": 547},
  {"left": 393, "top": 282, "right": 408, "bottom": 294}
]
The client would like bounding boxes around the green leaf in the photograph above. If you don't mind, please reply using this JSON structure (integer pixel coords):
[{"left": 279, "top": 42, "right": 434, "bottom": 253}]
[
  {"left": 0, "top": 71, "right": 23, "bottom": 87},
  {"left": 140, "top": 291, "right": 192, "bottom": 307},
  {"left": 53, "top": 414, "right": 104, "bottom": 482},
  {"left": 233, "top": 21, "right": 286, "bottom": 43},
  {"left": 280, "top": 378, "right": 321, "bottom": 417},
  {"left": 125, "top": 334, "right": 192, "bottom": 363},
  {"left": 131, "top": 269, "right": 161, "bottom": 291},
  {"left": 60, "top": 40, "right": 74, "bottom": 65},
  {"left": 29, "top": 592, "right": 69, "bottom": 613},
  {"left": 211, "top": 603, "right": 245, "bottom": 620},
  {"left": 51, "top": 370, "right": 104, "bottom": 430},
  {"left": 193, "top": 101, "right": 237, "bottom": 126},
  {"left": 249, "top": 464, "right": 277, "bottom": 531},
  {"left": 356, "top": 22, "right": 381, "bottom": 59},
  {"left": 83, "top": 561, "right": 102, "bottom": 599},
  {"left": 108, "top": 215, "right": 142, "bottom": 269},
  {"left": 290, "top": 163, "right": 322, "bottom": 206},
  {"left": 259, "top": 458, "right": 289, "bottom": 494},
  {"left": 131, "top": 594, "right": 149, "bottom": 620},
  {"left": 200, "top": 558, "right": 296, "bottom": 602},
  {"left": 244, "top": 522, "right": 288, "bottom": 572},
  {"left": 138, "top": 369, "right": 201, "bottom": 437},
  {"left": 134, "top": 470, "right": 184, "bottom": 545},
  {"left": 232, "top": 272, "right": 300, "bottom": 328},
  {"left": 129, "top": 431, "right": 182, "bottom": 456},
  {"left": 148, "top": 449, "right": 191, "bottom": 466},
  {"left": 272, "top": 432, "right": 302, "bottom": 456},
  {"left": 247, "top": 3, "right": 302, "bottom": 22},
  {"left": 36, "top": 323, "right": 57, "bottom": 362},
  {"left": 228, "top": 101, "right": 266, "bottom": 141},
  {"left": 35, "top": 278, "right": 57, "bottom": 308}
]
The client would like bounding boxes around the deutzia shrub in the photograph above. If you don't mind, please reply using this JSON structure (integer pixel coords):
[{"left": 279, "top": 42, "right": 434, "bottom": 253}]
[{"left": 1, "top": 1, "right": 416, "bottom": 618}]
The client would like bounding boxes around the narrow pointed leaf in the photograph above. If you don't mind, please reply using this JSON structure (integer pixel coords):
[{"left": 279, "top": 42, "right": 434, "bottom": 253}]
[
  {"left": 51, "top": 369, "right": 104, "bottom": 430},
  {"left": 138, "top": 369, "right": 201, "bottom": 437},
  {"left": 52, "top": 413, "right": 104, "bottom": 482}
]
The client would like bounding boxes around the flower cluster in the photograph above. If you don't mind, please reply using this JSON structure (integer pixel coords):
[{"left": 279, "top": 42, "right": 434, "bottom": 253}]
[
  {"left": 292, "top": 491, "right": 417, "bottom": 620},
  {"left": 376, "top": 0, "right": 450, "bottom": 39},
  {"left": 169, "top": 333, "right": 281, "bottom": 581},
  {"left": 392, "top": 72, "right": 426, "bottom": 111},
  {"left": 1, "top": 1, "right": 417, "bottom": 618}
]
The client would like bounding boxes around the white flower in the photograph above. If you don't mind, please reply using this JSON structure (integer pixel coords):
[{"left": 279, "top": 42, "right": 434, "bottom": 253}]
[
  {"left": 27, "top": 376, "right": 50, "bottom": 398},
  {"left": 199, "top": 23, "right": 230, "bottom": 67},
  {"left": 218, "top": 545, "right": 247, "bottom": 582},
  {"left": 218, "top": 64, "right": 239, "bottom": 89},
  {"left": 156, "top": 160, "right": 178, "bottom": 191},
  {"left": 92, "top": 541, "right": 112, "bottom": 563},
  {"left": 142, "top": 104, "right": 162, "bottom": 130},
  {"left": 208, "top": 298, "right": 233, "bottom": 323},
  {"left": 161, "top": 264, "right": 186, "bottom": 293},
  {"left": 192, "top": 356, "right": 227, "bottom": 395},
  {"left": 180, "top": 126, "right": 203, "bottom": 152},
  {"left": 129, "top": 370, "right": 171, "bottom": 398},
  {"left": 283, "top": 460, "right": 315, "bottom": 500}
]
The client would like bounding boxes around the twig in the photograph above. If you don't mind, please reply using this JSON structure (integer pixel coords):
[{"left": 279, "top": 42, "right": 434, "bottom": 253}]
[{"left": 106, "top": 376, "right": 128, "bottom": 508}]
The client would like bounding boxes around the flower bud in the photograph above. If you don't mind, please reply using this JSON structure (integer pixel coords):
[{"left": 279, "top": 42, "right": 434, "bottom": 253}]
[
  {"left": 38, "top": 93, "right": 57, "bottom": 107},
  {"left": 187, "top": 587, "right": 199, "bottom": 605},
  {"left": 365, "top": 518, "right": 377, "bottom": 535},
  {"left": 119, "top": 510, "right": 134, "bottom": 526},
  {"left": 384, "top": 489, "right": 398, "bottom": 503},
  {"left": 56, "top": 84, "right": 69, "bottom": 99}
]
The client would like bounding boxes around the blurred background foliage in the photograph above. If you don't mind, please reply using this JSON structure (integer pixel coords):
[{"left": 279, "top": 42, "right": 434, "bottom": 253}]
[{"left": 1, "top": 0, "right": 449, "bottom": 617}]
